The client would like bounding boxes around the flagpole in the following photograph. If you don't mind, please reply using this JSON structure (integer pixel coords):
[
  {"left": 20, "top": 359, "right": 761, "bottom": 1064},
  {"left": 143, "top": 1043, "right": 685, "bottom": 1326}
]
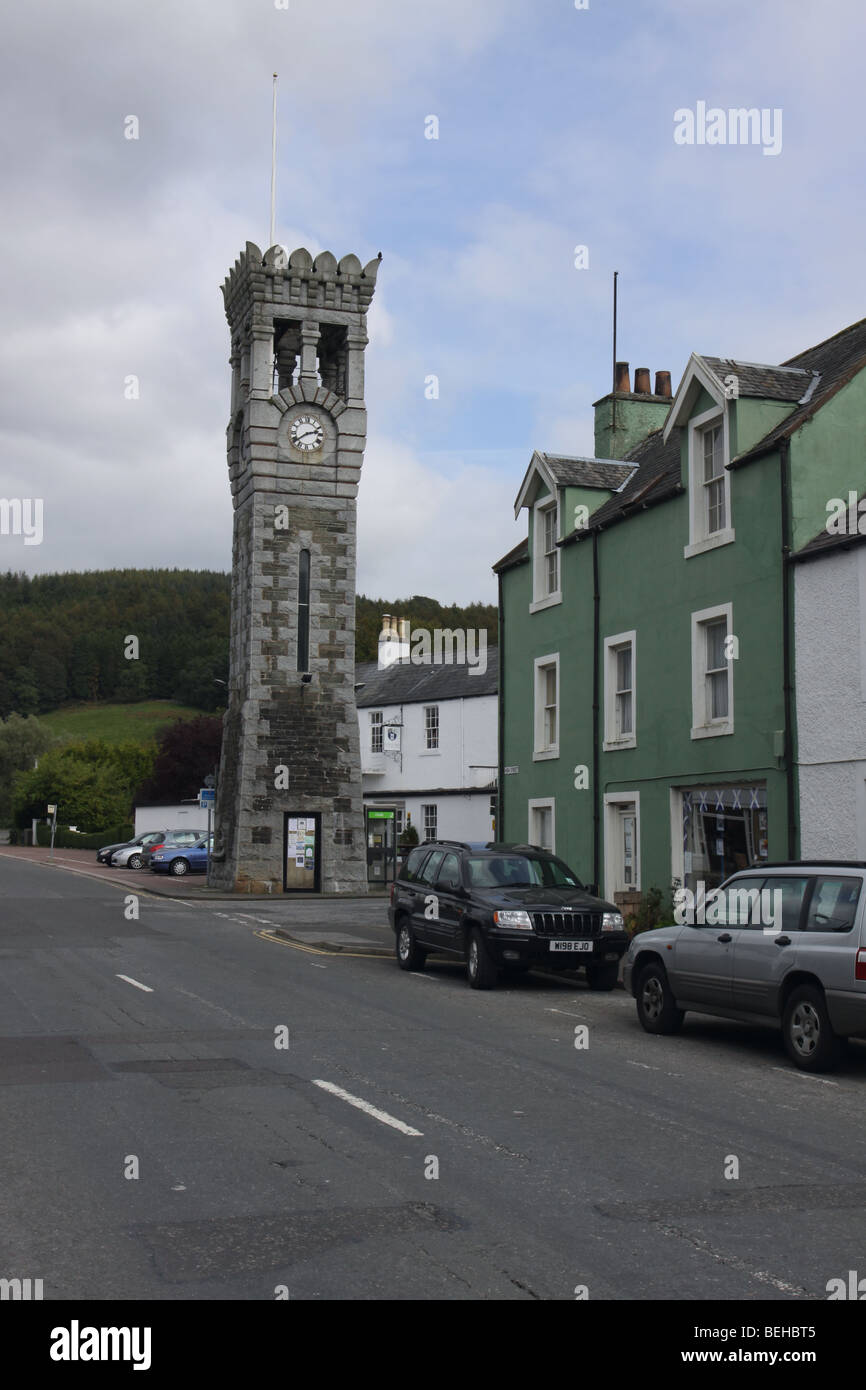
[{"left": 270, "top": 73, "right": 278, "bottom": 249}]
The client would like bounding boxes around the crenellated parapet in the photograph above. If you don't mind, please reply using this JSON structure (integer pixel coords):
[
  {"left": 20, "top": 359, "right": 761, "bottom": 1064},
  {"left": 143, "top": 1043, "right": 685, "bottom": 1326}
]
[{"left": 223, "top": 242, "right": 381, "bottom": 328}]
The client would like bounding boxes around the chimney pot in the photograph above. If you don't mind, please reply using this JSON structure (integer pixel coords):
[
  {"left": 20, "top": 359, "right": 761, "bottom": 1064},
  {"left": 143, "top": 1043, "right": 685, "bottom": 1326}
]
[
  {"left": 615, "top": 361, "right": 631, "bottom": 394},
  {"left": 654, "top": 370, "right": 672, "bottom": 398},
  {"left": 634, "top": 367, "right": 651, "bottom": 394}
]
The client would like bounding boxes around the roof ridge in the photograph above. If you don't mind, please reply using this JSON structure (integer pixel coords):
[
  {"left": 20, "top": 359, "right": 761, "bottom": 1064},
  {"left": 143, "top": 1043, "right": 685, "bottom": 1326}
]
[{"left": 782, "top": 314, "right": 866, "bottom": 367}]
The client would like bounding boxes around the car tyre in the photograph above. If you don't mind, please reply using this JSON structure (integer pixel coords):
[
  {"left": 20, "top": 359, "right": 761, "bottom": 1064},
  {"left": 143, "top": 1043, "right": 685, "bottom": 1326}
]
[
  {"left": 782, "top": 985, "right": 843, "bottom": 1072},
  {"left": 169, "top": 858, "right": 189, "bottom": 877},
  {"left": 636, "top": 961, "right": 684, "bottom": 1034},
  {"left": 396, "top": 917, "right": 426, "bottom": 972},
  {"left": 467, "top": 926, "right": 497, "bottom": 990},
  {"left": 127, "top": 853, "right": 143, "bottom": 870},
  {"left": 586, "top": 962, "right": 619, "bottom": 991}
]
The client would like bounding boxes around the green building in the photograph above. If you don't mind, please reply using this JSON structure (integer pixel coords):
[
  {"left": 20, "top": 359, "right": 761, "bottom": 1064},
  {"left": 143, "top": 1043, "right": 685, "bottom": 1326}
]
[{"left": 494, "top": 319, "right": 866, "bottom": 915}]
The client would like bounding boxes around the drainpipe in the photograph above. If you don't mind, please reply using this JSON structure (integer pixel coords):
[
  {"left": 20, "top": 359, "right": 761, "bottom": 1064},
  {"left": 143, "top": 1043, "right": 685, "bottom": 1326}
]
[
  {"left": 497, "top": 570, "right": 505, "bottom": 844},
  {"left": 780, "top": 438, "right": 797, "bottom": 858},
  {"left": 592, "top": 530, "right": 601, "bottom": 888}
]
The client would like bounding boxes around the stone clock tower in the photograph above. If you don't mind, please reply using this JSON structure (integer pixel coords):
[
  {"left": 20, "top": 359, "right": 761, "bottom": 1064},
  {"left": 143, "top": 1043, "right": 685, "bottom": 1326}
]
[{"left": 209, "top": 241, "right": 380, "bottom": 894}]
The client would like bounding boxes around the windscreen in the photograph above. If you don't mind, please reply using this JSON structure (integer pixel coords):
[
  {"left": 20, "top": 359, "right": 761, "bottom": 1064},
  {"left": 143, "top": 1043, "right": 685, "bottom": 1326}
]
[{"left": 466, "top": 855, "right": 582, "bottom": 890}]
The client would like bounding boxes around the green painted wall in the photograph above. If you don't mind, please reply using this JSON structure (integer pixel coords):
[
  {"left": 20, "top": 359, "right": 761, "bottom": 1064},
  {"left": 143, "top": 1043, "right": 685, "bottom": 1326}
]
[
  {"left": 788, "top": 369, "right": 866, "bottom": 550},
  {"left": 731, "top": 398, "right": 794, "bottom": 459},
  {"left": 502, "top": 442, "right": 792, "bottom": 893}
]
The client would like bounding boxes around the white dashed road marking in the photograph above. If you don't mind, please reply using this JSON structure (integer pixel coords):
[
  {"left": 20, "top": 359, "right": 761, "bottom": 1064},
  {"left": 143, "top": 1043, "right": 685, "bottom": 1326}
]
[
  {"left": 312, "top": 1080, "right": 424, "bottom": 1136},
  {"left": 116, "top": 974, "right": 153, "bottom": 993}
]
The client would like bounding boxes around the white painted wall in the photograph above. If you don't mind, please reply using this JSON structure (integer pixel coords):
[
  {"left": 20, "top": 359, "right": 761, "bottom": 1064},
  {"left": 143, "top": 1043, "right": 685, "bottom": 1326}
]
[
  {"left": 134, "top": 805, "right": 207, "bottom": 837},
  {"left": 795, "top": 546, "right": 866, "bottom": 857},
  {"left": 360, "top": 692, "right": 497, "bottom": 842}
]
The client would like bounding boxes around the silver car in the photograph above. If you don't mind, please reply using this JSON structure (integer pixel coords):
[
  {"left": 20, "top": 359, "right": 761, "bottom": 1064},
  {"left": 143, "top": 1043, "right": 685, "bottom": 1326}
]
[{"left": 624, "top": 862, "right": 866, "bottom": 1071}]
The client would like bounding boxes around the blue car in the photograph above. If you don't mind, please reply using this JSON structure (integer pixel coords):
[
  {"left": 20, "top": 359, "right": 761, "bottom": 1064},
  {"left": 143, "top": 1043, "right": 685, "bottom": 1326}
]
[{"left": 150, "top": 835, "right": 212, "bottom": 876}]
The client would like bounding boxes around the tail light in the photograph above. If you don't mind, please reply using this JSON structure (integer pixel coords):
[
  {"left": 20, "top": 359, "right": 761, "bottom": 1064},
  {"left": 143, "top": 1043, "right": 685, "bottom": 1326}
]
[{"left": 856, "top": 949, "right": 866, "bottom": 982}]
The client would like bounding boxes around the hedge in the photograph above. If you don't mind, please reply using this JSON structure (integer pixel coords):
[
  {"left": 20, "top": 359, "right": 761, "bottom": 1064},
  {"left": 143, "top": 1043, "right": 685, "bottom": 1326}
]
[{"left": 33, "top": 823, "right": 135, "bottom": 850}]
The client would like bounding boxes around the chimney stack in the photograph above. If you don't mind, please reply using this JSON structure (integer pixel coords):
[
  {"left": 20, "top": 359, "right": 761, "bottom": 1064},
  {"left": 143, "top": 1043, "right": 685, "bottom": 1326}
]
[
  {"left": 633, "top": 367, "right": 651, "bottom": 394},
  {"left": 654, "top": 370, "right": 672, "bottom": 398},
  {"left": 615, "top": 361, "right": 631, "bottom": 394}
]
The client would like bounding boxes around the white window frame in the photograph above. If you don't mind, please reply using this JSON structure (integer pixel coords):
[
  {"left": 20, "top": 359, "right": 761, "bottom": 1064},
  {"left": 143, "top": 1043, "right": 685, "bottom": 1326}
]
[
  {"left": 370, "top": 710, "right": 383, "bottom": 753},
  {"left": 691, "top": 602, "right": 734, "bottom": 738},
  {"left": 528, "top": 798, "right": 556, "bottom": 853},
  {"left": 422, "top": 803, "right": 438, "bottom": 841},
  {"left": 423, "top": 704, "right": 439, "bottom": 751},
  {"left": 684, "top": 406, "right": 735, "bottom": 558},
  {"left": 603, "top": 792, "right": 641, "bottom": 900},
  {"left": 603, "top": 631, "right": 636, "bottom": 750},
  {"left": 533, "top": 653, "right": 560, "bottom": 760},
  {"left": 530, "top": 499, "right": 562, "bottom": 612}
]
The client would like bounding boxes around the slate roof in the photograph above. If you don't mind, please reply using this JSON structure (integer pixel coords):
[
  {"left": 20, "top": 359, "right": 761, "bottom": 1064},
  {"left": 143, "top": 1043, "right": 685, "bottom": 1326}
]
[
  {"left": 355, "top": 646, "right": 499, "bottom": 705},
  {"left": 537, "top": 453, "right": 636, "bottom": 490},
  {"left": 700, "top": 357, "right": 817, "bottom": 404},
  {"left": 492, "top": 537, "right": 529, "bottom": 573},
  {"left": 732, "top": 315, "right": 866, "bottom": 465},
  {"left": 562, "top": 426, "right": 684, "bottom": 543}
]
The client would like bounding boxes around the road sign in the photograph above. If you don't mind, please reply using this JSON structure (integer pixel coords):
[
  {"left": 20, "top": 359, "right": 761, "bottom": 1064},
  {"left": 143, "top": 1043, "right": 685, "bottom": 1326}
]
[{"left": 199, "top": 788, "right": 215, "bottom": 810}]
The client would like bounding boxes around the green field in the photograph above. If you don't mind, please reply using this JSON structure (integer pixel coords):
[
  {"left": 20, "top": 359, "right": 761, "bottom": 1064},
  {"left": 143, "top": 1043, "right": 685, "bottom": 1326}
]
[{"left": 40, "top": 701, "right": 215, "bottom": 745}]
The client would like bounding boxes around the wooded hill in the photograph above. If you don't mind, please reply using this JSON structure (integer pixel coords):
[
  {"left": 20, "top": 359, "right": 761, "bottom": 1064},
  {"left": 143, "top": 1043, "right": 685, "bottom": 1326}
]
[{"left": 0, "top": 571, "right": 497, "bottom": 719}]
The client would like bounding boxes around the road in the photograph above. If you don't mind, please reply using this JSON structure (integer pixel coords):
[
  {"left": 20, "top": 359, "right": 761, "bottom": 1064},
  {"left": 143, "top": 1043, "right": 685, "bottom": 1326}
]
[{"left": 2, "top": 852, "right": 866, "bottom": 1301}]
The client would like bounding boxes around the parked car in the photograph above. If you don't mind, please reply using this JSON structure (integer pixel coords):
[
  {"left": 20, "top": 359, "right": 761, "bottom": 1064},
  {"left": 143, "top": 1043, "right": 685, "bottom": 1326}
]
[
  {"left": 624, "top": 861, "right": 866, "bottom": 1072},
  {"left": 139, "top": 829, "right": 206, "bottom": 869},
  {"left": 149, "top": 835, "right": 213, "bottom": 876},
  {"left": 388, "top": 840, "right": 628, "bottom": 990},
  {"left": 103, "top": 832, "right": 165, "bottom": 869},
  {"left": 97, "top": 831, "right": 163, "bottom": 866}
]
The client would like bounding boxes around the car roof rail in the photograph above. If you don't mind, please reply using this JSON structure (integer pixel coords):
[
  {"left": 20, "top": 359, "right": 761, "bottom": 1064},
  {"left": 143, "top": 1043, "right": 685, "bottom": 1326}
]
[{"left": 750, "top": 860, "right": 866, "bottom": 870}]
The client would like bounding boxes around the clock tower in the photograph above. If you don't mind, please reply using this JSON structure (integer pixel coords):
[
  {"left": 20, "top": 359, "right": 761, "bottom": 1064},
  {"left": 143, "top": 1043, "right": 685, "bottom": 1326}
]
[{"left": 209, "top": 241, "right": 380, "bottom": 894}]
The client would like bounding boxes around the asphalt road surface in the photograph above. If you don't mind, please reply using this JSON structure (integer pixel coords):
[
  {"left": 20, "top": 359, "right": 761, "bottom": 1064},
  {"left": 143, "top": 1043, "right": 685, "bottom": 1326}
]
[{"left": 2, "top": 852, "right": 866, "bottom": 1302}]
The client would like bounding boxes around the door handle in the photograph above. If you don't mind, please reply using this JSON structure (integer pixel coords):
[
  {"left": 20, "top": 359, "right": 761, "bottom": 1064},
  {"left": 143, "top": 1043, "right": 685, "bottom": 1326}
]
[
  {"left": 774, "top": 935, "right": 791, "bottom": 947},
  {"left": 717, "top": 933, "right": 732, "bottom": 943}
]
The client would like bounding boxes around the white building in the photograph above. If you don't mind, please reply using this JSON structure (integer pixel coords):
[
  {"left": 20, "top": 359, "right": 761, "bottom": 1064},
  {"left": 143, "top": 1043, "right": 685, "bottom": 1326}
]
[
  {"left": 794, "top": 518, "right": 866, "bottom": 857},
  {"left": 355, "top": 621, "right": 498, "bottom": 846}
]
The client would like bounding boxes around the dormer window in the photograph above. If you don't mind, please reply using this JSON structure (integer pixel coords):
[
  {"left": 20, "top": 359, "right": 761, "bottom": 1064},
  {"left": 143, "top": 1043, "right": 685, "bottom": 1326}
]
[
  {"left": 685, "top": 407, "right": 734, "bottom": 558},
  {"left": 531, "top": 500, "right": 562, "bottom": 610}
]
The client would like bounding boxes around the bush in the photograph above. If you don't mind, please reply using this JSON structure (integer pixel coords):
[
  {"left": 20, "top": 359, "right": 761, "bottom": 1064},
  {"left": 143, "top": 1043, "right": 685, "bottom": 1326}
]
[
  {"left": 625, "top": 885, "right": 674, "bottom": 938},
  {"left": 399, "top": 822, "right": 419, "bottom": 848},
  {"left": 35, "top": 823, "right": 134, "bottom": 850}
]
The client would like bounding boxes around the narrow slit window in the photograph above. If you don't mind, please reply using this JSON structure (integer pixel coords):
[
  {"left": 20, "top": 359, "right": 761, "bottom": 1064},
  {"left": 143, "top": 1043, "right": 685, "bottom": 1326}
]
[{"left": 297, "top": 549, "right": 311, "bottom": 671}]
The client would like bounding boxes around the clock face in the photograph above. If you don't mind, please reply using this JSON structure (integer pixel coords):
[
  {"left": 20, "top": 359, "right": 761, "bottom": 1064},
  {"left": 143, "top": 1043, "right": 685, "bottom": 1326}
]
[{"left": 290, "top": 415, "right": 324, "bottom": 452}]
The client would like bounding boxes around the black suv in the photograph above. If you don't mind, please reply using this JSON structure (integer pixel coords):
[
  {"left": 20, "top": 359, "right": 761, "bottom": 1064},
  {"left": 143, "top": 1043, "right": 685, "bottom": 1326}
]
[{"left": 388, "top": 840, "right": 629, "bottom": 990}]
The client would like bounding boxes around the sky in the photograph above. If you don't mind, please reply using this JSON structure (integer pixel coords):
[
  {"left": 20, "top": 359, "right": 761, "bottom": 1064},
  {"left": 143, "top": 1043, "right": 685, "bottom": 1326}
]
[{"left": 1, "top": 0, "right": 865, "bottom": 604}]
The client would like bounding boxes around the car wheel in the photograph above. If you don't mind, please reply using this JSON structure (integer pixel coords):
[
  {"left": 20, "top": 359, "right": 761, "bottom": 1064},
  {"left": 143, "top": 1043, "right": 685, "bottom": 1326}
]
[
  {"left": 127, "top": 854, "right": 143, "bottom": 870},
  {"left": 396, "top": 917, "right": 426, "bottom": 972},
  {"left": 169, "top": 858, "right": 189, "bottom": 876},
  {"left": 783, "top": 985, "right": 843, "bottom": 1072},
  {"left": 467, "top": 926, "right": 497, "bottom": 990},
  {"left": 635, "top": 961, "right": 684, "bottom": 1034},
  {"left": 586, "top": 962, "right": 619, "bottom": 991}
]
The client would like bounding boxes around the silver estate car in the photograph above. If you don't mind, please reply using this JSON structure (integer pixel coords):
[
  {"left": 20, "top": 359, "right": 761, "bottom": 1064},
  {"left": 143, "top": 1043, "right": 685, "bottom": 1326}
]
[{"left": 623, "top": 862, "right": 866, "bottom": 1072}]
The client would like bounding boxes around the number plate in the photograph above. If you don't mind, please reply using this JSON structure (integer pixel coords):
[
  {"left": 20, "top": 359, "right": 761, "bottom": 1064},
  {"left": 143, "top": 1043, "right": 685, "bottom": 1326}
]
[{"left": 549, "top": 940, "right": 593, "bottom": 953}]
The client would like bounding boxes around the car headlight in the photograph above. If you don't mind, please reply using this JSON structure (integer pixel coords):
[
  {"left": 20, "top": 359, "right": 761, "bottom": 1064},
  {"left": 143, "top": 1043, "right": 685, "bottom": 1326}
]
[
  {"left": 601, "top": 912, "right": 624, "bottom": 932},
  {"left": 153, "top": 854, "right": 164, "bottom": 861},
  {"left": 493, "top": 910, "right": 532, "bottom": 929}
]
